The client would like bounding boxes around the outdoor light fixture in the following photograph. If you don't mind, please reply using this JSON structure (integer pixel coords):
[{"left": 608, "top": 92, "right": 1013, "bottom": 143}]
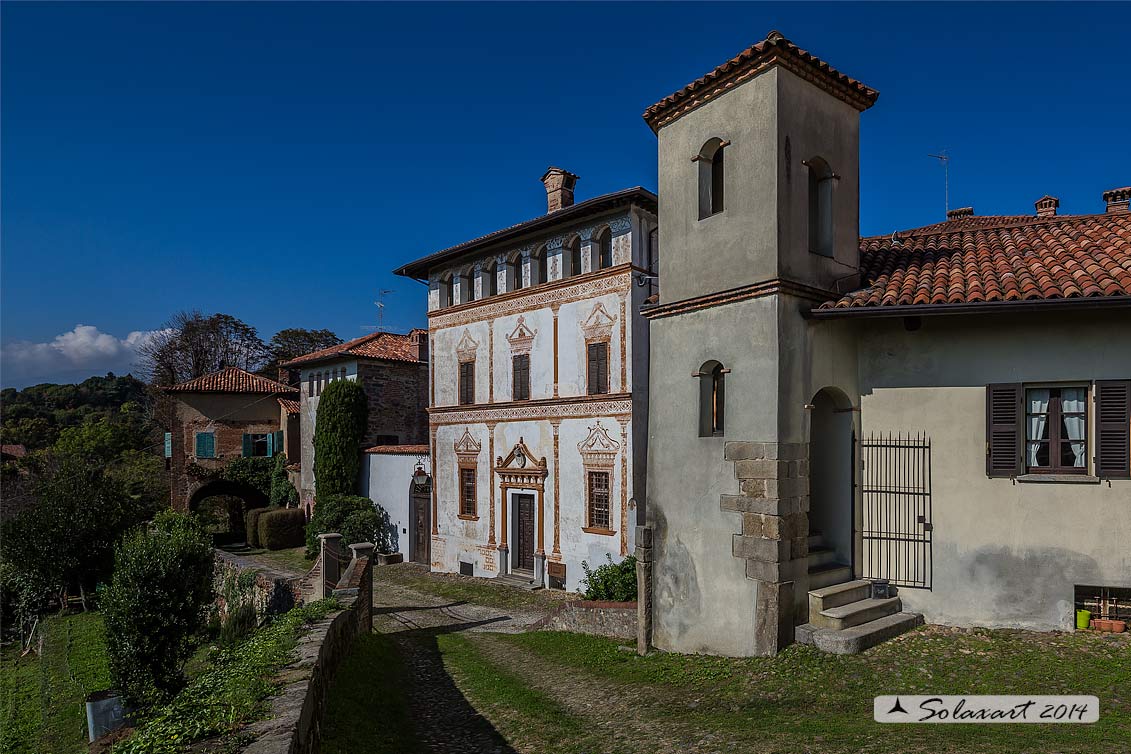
[{"left": 412, "top": 462, "right": 429, "bottom": 488}]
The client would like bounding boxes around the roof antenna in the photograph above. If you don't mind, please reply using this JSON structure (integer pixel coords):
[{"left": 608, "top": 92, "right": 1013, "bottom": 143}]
[
  {"left": 928, "top": 150, "right": 950, "bottom": 218},
  {"left": 364, "top": 289, "right": 395, "bottom": 332}
]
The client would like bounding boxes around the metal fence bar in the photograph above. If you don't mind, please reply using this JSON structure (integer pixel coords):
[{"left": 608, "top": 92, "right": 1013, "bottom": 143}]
[{"left": 860, "top": 431, "right": 932, "bottom": 589}]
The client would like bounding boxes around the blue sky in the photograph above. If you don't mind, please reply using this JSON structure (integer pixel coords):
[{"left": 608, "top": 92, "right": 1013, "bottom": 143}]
[{"left": 2, "top": 2, "right": 1128, "bottom": 388}]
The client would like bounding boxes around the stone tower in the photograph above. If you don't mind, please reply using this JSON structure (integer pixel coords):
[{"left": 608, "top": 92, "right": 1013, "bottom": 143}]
[{"left": 641, "top": 32, "right": 878, "bottom": 656}]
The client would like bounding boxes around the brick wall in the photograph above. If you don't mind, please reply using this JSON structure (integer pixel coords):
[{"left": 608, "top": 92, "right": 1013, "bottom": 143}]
[
  {"left": 356, "top": 360, "right": 429, "bottom": 446},
  {"left": 532, "top": 600, "right": 638, "bottom": 640}
]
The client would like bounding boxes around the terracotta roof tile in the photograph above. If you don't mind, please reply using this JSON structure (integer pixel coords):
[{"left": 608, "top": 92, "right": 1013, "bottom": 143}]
[
  {"left": 1, "top": 444, "right": 28, "bottom": 459},
  {"left": 643, "top": 31, "right": 878, "bottom": 132},
  {"left": 364, "top": 444, "right": 430, "bottom": 455},
  {"left": 820, "top": 212, "right": 1131, "bottom": 311},
  {"left": 166, "top": 366, "right": 297, "bottom": 394},
  {"left": 277, "top": 398, "right": 301, "bottom": 415},
  {"left": 282, "top": 329, "right": 427, "bottom": 368}
]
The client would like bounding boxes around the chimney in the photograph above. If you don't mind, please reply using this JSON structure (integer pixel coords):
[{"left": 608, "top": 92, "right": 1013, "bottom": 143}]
[
  {"left": 409, "top": 329, "right": 429, "bottom": 362},
  {"left": 541, "top": 167, "right": 579, "bottom": 213},
  {"left": 946, "top": 206, "right": 974, "bottom": 219},
  {"left": 1034, "top": 195, "right": 1059, "bottom": 218},
  {"left": 1102, "top": 186, "right": 1130, "bottom": 214}
]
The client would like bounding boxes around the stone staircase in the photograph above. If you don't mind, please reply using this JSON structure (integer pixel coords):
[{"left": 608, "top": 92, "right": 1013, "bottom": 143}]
[
  {"left": 495, "top": 570, "right": 543, "bottom": 591},
  {"left": 796, "top": 530, "right": 923, "bottom": 654}
]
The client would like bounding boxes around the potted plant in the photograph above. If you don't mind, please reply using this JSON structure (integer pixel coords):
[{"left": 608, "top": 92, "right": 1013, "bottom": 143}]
[{"left": 1111, "top": 620, "right": 1127, "bottom": 633}]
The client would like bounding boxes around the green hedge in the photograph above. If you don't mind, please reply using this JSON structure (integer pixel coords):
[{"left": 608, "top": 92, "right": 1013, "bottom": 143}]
[
  {"left": 312, "top": 381, "right": 368, "bottom": 497},
  {"left": 258, "top": 508, "right": 305, "bottom": 550},
  {"left": 580, "top": 554, "right": 637, "bottom": 601},
  {"left": 244, "top": 507, "right": 270, "bottom": 548}
]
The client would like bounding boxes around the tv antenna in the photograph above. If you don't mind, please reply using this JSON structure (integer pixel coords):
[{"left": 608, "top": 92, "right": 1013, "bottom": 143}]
[
  {"left": 928, "top": 151, "right": 950, "bottom": 216},
  {"left": 364, "top": 289, "right": 395, "bottom": 332}
]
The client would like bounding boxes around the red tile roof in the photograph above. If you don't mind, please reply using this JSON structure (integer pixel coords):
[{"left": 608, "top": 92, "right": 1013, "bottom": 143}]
[
  {"left": 643, "top": 31, "right": 879, "bottom": 133},
  {"left": 166, "top": 366, "right": 297, "bottom": 394},
  {"left": 277, "top": 397, "right": 301, "bottom": 415},
  {"left": 281, "top": 329, "right": 427, "bottom": 368},
  {"left": 820, "top": 211, "right": 1131, "bottom": 312},
  {"left": 1, "top": 444, "right": 28, "bottom": 459},
  {"left": 364, "top": 444, "right": 430, "bottom": 455}
]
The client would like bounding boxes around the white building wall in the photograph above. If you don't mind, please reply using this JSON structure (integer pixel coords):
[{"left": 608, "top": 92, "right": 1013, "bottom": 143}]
[{"left": 361, "top": 451, "right": 431, "bottom": 559}]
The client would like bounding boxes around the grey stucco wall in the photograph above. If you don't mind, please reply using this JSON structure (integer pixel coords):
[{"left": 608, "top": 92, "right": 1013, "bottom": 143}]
[{"left": 857, "top": 310, "right": 1131, "bottom": 630}]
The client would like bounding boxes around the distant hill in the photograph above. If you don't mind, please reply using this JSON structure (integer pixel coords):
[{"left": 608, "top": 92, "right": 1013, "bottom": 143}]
[{"left": 0, "top": 373, "right": 150, "bottom": 451}]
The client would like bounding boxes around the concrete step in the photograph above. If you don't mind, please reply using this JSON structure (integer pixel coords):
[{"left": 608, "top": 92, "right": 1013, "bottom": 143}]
[
  {"left": 806, "top": 546, "right": 840, "bottom": 569},
  {"left": 807, "top": 530, "right": 825, "bottom": 550},
  {"left": 809, "top": 579, "right": 873, "bottom": 614},
  {"left": 812, "top": 596, "right": 902, "bottom": 631},
  {"left": 796, "top": 612, "right": 924, "bottom": 655},
  {"left": 495, "top": 572, "right": 543, "bottom": 591},
  {"left": 808, "top": 563, "right": 853, "bottom": 590}
]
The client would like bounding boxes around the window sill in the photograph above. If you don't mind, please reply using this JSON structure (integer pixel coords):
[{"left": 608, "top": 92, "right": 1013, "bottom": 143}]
[
  {"left": 457, "top": 514, "right": 480, "bottom": 521},
  {"left": 582, "top": 526, "right": 617, "bottom": 536},
  {"left": 1016, "top": 474, "right": 1100, "bottom": 484}
]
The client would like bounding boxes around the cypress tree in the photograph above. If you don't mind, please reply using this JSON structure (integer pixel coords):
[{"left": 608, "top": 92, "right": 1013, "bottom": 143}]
[{"left": 312, "top": 379, "right": 368, "bottom": 497}]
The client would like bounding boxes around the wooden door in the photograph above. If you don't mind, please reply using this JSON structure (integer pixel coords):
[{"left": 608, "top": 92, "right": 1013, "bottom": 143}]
[
  {"left": 410, "top": 490, "right": 430, "bottom": 565},
  {"left": 514, "top": 494, "right": 535, "bottom": 572}
]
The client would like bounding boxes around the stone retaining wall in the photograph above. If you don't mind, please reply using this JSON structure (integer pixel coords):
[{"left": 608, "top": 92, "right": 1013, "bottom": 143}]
[
  {"left": 532, "top": 599, "right": 638, "bottom": 640},
  {"left": 241, "top": 539, "right": 374, "bottom": 754},
  {"left": 213, "top": 550, "right": 303, "bottom": 624}
]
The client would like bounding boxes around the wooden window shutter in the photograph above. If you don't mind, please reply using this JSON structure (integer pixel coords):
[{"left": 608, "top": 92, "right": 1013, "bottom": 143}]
[
  {"left": 1095, "top": 380, "right": 1131, "bottom": 479},
  {"left": 276, "top": 430, "right": 285, "bottom": 457},
  {"left": 196, "top": 432, "right": 214, "bottom": 459},
  {"left": 267, "top": 432, "right": 275, "bottom": 457},
  {"left": 242, "top": 433, "right": 253, "bottom": 457},
  {"left": 986, "top": 383, "right": 1022, "bottom": 477},
  {"left": 587, "top": 344, "right": 598, "bottom": 394}
]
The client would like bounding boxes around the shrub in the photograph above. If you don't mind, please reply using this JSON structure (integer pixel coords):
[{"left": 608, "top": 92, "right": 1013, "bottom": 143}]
[
  {"left": 305, "top": 494, "right": 392, "bottom": 557},
  {"left": 258, "top": 508, "right": 306, "bottom": 550},
  {"left": 101, "top": 511, "right": 213, "bottom": 706},
  {"left": 312, "top": 380, "right": 368, "bottom": 497},
  {"left": 221, "top": 456, "right": 273, "bottom": 498},
  {"left": 580, "top": 554, "right": 637, "bottom": 601},
  {"left": 244, "top": 507, "right": 270, "bottom": 548},
  {"left": 219, "top": 602, "right": 258, "bottom": 646},
  {"left": 269, "top": 453, "right": 299, "bottom": 507}
]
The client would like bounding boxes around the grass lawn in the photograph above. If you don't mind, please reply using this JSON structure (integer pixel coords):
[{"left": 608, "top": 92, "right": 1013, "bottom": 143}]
[
  {"left": 433, "top": 626, "right": 1131, "bottom": 754},
  {"left": 319, "top": 632, "right": 423, "bottom": 754},
  {"left": 374, "top": 563, "right": 578, "bottom": 613},
  {"left": 0, "top": 611, "right": 111, "bottom": 754}
]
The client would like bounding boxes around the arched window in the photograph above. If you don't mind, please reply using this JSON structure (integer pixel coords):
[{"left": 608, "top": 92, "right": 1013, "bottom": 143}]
[
  {"left": 566, "top": 237, "right": 582, "bottom": 277},
  {"left": 596, "top": 228, "right": 612, "bottom": 270},
  {"left": 697, "top": 138, "right": 726, "bottom": 219},
  {"left": 439, "top": 276, "right": 454, "bottom": 308},
  {"left": 315, "top": 372, "right": 322, "bottom": 396},
  {"left": 511, "top": 255, "right": 525, "bottom": 291},
  {"left": 807, "top": 157, "right": 835, "bottom": 256},
  {"left": 535, "top": 247, "right": 548, "bottom": 284},
  {"left": 697, "top": 360, "right": 726, "bottom": 437}
]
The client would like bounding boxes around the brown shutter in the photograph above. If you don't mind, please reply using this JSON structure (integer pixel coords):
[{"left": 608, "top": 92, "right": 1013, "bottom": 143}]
[
  {"left": 597, "top": 343, "right": 608, "bottom": 393},
  {"left": 1095, "top": 380, "right": 1131, "bottom": 479},
  {"left": 587, "top": 344, "right": 599, "bottom": 394},
  {"left": 986, "top": 383, "right": 1022, "bottom": 477}
]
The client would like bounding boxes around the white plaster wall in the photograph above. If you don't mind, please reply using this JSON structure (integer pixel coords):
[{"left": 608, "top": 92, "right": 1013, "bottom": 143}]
[
  {"left": 432, "top": 321, "right": 492, "bottom": 407},
  {"left": 361, "top": 452, "right": 431, "bottom": 559}
]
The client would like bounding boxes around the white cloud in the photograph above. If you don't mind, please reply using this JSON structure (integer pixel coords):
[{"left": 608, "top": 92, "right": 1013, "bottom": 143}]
[{"left": 1, "top": 324, "right": 169, "bottom": 388}]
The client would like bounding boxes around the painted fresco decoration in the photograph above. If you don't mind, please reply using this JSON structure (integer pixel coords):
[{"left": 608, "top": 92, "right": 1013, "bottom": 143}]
[
  {"left": 577, "top": 420, "right": 621, "bottom": 468},
  {"left": 580, "top": 302, "right": 617, "bottom": 342},
  {"left": 453, "top": 427, "right": 482, "bottom": 460},
  {"left": 456, "top": 330, "right": 480, "bottom": 362},
  {"left": 505, "top": 316, "right": 538, "bottom": 355}
]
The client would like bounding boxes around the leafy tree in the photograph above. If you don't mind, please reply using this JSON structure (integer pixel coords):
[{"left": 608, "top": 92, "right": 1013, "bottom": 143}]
[
  {"left": 262, "top": 328, "right": 341, "bottom": 378},
  {"left": 269, "top": 453, "right": 299, "bottom": 507},
  {"left": 220, "top": 456, "right": 274, "bottom": 499},
  {"left": 312, "top": 380, "right": 368, "bottom": 498},
  {"left": 340, "top": 507, "right": 396, "bottom": 554},
  {"left": 139, "top": 310, "right": 269, "bottom": 386},
  {"left": 305, "top": 494, "right": 386, "bottom": 557},
  {"left": 580, "top": 555, "right": 638, "bottom": 601},
  {"left": 102, "top": 511, "right": 213, "bottom": 706}
]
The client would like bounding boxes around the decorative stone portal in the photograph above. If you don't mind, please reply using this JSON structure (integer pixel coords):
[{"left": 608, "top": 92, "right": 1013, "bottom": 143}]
[
  {"left": 494, "top": 438, "right": 548, "bottom": 584},
  {"left": 721, "top": 441, "right": 810, "bottom": 655}
]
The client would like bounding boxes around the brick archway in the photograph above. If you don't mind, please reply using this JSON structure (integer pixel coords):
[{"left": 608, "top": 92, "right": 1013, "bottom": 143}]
[{"left": 188, "top": 479, "right": 270, "bottom": 543}]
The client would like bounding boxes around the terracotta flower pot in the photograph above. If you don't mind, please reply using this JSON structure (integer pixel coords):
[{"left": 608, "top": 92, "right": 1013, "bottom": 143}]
[
  {"left": 1111, "top": 620, "right": 1127, "bottom": 633},
  {"left": 1097, "top": 619, "right": 1114, "bottom": 632},
  {"left": 1090, "top": 618, "right": 1098, "bottom": 629}
]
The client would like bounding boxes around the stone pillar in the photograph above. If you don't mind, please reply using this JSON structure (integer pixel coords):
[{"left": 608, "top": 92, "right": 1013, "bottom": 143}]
[
  {"left": 320, "top": 533, "right": 343, "bottom": 595},
  {"left": 580, "top": 239, "right": 597, "bottom": 274},
  {"left": 721, "top": 441, "right": 809, "bottom": 656},
  {"left": 635, "top": 525, "right": 653, "bottom": 655},
  {"left": 349, "top": 542, "right": 376, "bottom": 562},
  {"left": 535, "top": 553, "right": 546, "bottom": 587}
]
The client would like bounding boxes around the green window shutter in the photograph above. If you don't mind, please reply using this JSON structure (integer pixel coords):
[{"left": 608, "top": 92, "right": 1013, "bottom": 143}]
[
  {"left": 276, "top": 430, "right": 285, "bottom": 457},
  {"left": 267, "top": 432, "right": 275, "bottom": 457},
  {"left": 242, "top": 434, "right": 253, "bottom": 457},
  {"left": 195, "top": 432, "right": 215, "bottom": 459},
  {"left": 164, "top": 432, "right": 172, "bottom": 458}
]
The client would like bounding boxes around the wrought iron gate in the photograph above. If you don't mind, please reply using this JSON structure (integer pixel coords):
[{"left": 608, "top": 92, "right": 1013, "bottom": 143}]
[{"left": 860, "top": 432, "right": 933, "bottom": 589}]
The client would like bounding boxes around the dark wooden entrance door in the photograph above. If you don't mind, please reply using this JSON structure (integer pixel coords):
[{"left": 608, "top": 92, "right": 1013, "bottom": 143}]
[
  {"left": 513, "top": 494, "right": 535, "bottom": 572},
  {"left": 410, "top": 488, "right": 430, "bottom": 565}
]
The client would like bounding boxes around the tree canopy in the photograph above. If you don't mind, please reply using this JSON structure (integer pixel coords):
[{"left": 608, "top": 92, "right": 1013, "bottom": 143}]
[
  {"left": 139, "top": 311, "right": 270, "bottom": 386},
  {"left": 312, "top": 380, "right": 368, "bottom": 498},
  {"left": 263, "top": 328, "right": 342, "bottom": 377}
]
